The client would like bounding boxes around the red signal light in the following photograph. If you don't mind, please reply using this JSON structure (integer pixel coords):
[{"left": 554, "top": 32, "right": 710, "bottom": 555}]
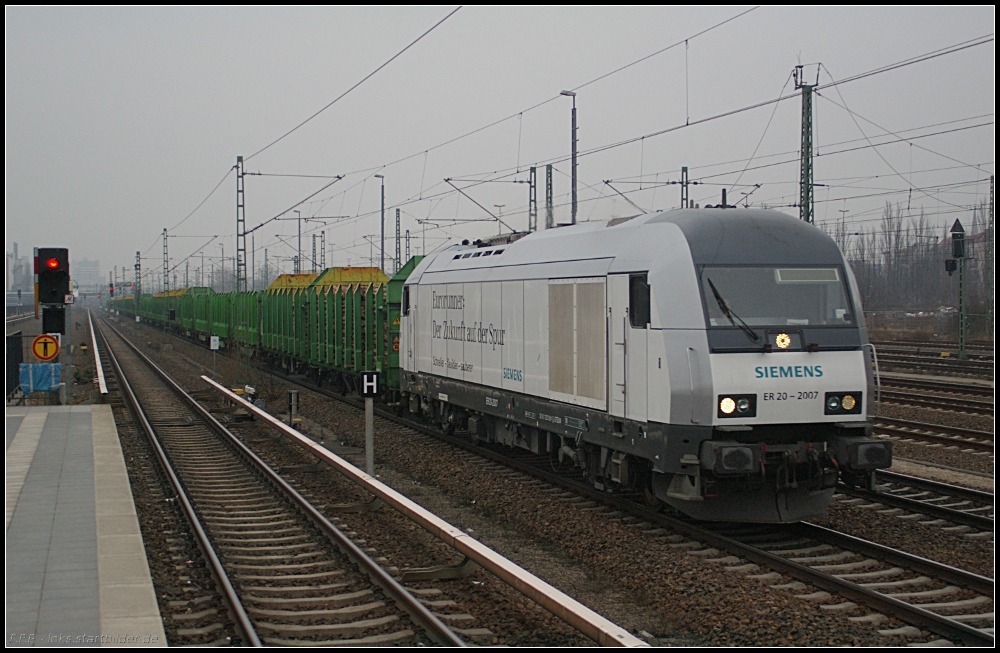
[{"left": 47, "top": 258, "right": 60, "bottom": 269}]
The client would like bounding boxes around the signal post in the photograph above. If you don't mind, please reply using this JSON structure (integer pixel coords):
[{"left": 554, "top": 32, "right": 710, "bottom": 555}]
[
  {"left": 361, "top": 372, "right": 380, "bottom": 475},
  {"left": 34, "top": 247, "right": 72, "bottom": 403}
]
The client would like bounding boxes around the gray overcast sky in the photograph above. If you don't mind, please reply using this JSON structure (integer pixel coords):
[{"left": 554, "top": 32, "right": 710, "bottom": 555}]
[{"left": 5, "top": 6, "right": 995, "bottom": 286}]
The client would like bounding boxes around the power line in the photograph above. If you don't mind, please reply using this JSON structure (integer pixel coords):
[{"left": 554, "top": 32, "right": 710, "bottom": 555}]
[
  {"left": 245, "top": 6, "right": 462, "bottom": 162},
  {"left": 818, "top": 63, "right": 977, "bottom": 211},
  {"left": 815, "top": 33, "right": 994, "bottom": 91},
  {"left": 816, "top": 93, "right": 987, "bottom": 172},
  {"left": 165, "top": 26, "right": 994, "bottom": 269},
  {"left": 612, "top": 113, "right": 994, "bottom": 183},
  {"left": 335, "top": 7, "right": 760, "bottom": 178}
]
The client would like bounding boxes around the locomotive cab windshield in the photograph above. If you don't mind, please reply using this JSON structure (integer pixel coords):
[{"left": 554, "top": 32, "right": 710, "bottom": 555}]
[{"left": 700, "top": 265, "right": 855, "bottom": 329}]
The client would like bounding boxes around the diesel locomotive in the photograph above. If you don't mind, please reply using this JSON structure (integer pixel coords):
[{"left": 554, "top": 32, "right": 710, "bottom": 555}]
[{"left": 115, "top": 207, "right": 891, "bottom": 522}]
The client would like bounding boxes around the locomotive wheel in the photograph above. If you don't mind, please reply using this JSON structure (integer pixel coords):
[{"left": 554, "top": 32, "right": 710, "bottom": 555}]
[{"left": 642, "top": 483, "right": 664, "bottom": 511}]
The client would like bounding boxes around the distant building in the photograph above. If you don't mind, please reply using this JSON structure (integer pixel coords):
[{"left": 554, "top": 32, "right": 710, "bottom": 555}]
[
  {"left": 73, "top": 258, "right": 102, "bottom": 292},
  {"left": 5, "top": 242, "right": 33, "bottom": 293}
]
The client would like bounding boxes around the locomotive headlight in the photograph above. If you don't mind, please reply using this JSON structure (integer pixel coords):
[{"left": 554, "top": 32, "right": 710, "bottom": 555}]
[
  {"left": 775, "top": 333, "right": 791, "bottom": 349},
  {"left": 718, "top": 394, "right": 756, "bottom": 418},
  {"left": 825, "top": 392, "right": 863, "bottom": 415}
]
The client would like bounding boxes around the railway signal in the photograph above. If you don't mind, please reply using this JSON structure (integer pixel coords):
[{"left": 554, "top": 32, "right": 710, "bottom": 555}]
[
  {"left": 946, "top": 220, "right": 968, "bottom": 359},
  {"left": 36, "top": 247, "right": 70, "bottom": 305}
]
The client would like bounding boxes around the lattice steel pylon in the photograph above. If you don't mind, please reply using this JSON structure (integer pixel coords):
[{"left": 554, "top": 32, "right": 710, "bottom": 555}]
[
  {"left": 134, "top": 251, "right": 141, "bottom": 316},
  {"left": 528, "top": 166, "right": 538, "bottom": 232},
  {"left": 162, "top": 229, "right": 169, "bottom": 292},
  {"left": 794, "top": 65, "right": 817, "bottom": 224},
  {"left": 545, "top": 164, "right": 554, "bottom": 229},
  {"left": 236, "top": 156, "right": 247, "bottom": 292},
  {"left": 395, "top": 209, "right": 401, "bottom": 274}
]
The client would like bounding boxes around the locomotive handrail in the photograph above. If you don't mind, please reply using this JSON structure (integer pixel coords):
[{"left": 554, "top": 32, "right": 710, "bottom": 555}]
[
  {"left": 863, "top": 342, "right": 881, "bottom": 417},
  {"left": 202, "top": 375, "right": 648, "bottom": 648}
]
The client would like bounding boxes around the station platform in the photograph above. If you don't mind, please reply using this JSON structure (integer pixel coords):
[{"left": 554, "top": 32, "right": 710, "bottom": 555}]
[{"left": 6, "top": 405, "right": 165, "bottom": 647}]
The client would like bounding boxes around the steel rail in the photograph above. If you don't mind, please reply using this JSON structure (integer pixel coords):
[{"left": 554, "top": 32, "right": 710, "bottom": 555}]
[
  {"left": 878, "top": 354, "right": 993, "bottom": 375},
  {"left": 87, "top": 309, "right": 108, "bottom": 396},
  {"left": 873, "top": 422, "right": 994, "bottom": 452},
  {"left": 836, "top": 484, "right": 993, "bottom": 531},
  {"left": 372, "top": 419, "right": 995, "bottom": 647},
  {"left": 231, "top": 353, "right": 995, "bottom": 645},
  {"left": 875, "top": 345, "right": 993, "bottom": 362},
  {"left": 794, "top": 522, "right": 994, "bottom": 596},
  {"left": 878, "top": 390, "right": 994, "bottom": 414},
  {"left": 102, "top": 319, "right": 468, "bottom": 648},
  {"left": 203, "top": 376, "right": 648, "bottom": 648},
  {"left": 122, "top": 317, "right": 995, "bottom": 645},
  {"left": 875, "top": 416, "right": 993, "bottom": 443},
  {"left": 875, "top": 470, "right": 994, "bottom": 505},
  {"left": 95, "top": 319, "right": 262, "bottom": 646},
  {"left": 5, "top": 312, "right": 35, "bottom": 323},
  {"left": 880, "top": 376, "right": 995, "bottom": 398},
  {"left": 871, "top": 339, "right": 994, "bottom": 354}
]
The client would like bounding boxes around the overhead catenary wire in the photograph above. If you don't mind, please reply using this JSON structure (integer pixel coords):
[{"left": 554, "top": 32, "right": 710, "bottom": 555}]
[
  {"left": 244, "top": 6, "right": 462, "bottom": 163},
  {"left": 818, "top": 63, "right": 976, "bottom": 211},
  {"left": 161, "top": 27, "right": 994, "bottom": 272}
]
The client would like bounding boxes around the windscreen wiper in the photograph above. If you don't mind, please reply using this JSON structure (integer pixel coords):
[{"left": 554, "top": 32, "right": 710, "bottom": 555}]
[{"left": 707, "top": 278, "right": 760, "bottom": 343}]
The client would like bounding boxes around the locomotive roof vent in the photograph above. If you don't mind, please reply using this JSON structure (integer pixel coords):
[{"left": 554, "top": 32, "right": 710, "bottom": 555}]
[{"left": 474, "top": 231, "right": 528, "bottom": 247}]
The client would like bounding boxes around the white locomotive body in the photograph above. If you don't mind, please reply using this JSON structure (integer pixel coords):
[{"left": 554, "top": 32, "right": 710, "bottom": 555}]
[{"left": 399, "top": 208, "right": 891, "bottom": 522}]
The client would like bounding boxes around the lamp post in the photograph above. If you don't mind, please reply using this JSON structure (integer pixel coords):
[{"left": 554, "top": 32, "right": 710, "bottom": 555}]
[
  {"left": 560, "top": 90, "right": 577, "bottom": 225},
  {"left": 375, "top": 174, "right": 385, "bottom": 272}
]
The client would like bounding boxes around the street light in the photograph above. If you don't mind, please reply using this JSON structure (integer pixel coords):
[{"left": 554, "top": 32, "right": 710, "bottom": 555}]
[
  {"left": 374, "top": 175, "right": 385, "bottom": 272},
  {"left": 560, "top": 90, "right": 577, "bottom": 225}
]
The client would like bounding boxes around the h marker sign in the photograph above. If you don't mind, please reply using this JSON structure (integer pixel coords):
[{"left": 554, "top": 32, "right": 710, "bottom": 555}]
[
  {"left": 361, "top": 371, "right": 380, "bottom": 475},
  {"left": 361, "top": 371, "right": 380, "bottom": 397}
]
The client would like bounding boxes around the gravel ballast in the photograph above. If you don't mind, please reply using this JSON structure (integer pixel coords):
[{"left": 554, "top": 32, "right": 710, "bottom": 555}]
[{"left": 111, "top": 318, "right": 985, "bottom": 646}]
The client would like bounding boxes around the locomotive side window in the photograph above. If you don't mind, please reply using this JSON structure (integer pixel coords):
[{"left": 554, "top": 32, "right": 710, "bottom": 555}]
[
  {"left": 629, "top": 274, "right": 650, "bottom": 328},
  {"left": 402, "top": 286, "right": 410, "bottom": 316}
]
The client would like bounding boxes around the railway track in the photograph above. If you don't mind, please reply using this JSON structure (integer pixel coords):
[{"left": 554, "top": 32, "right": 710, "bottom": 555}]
[
  {"left": 876, "top": 353, "right": 993, "bottom": 378},
  {"left": 836, "top": 471, "right": 994, "bottom": 532},
  {"left": 880, "top": 375, "right": 995, "bottom": 399},
  {"left": 874, "top": 342, "right": 994, "bottom": 363},
  {"left": 873, "top": 416, "right": 994, "bottom": 452},
  {"left": 254, "top": 367, "right": 995, "bottom": 646},
  {"left": 874, "top": 342, "right": 993, "bottom": 362},
  {"left": 871, "top": 339, "right": 993, "bottom": 357},
  {"left": 486, "top": 450, "right": 996, "bottom": 647},
  {"left": 97, "top": 318, "right": 466, "bottom": 647},
  {"left": 877, "top": 390, "right": 994, "bottom": 416},
  {"left": 117, "top": 318, "right": 996, "bottom": 645}
]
